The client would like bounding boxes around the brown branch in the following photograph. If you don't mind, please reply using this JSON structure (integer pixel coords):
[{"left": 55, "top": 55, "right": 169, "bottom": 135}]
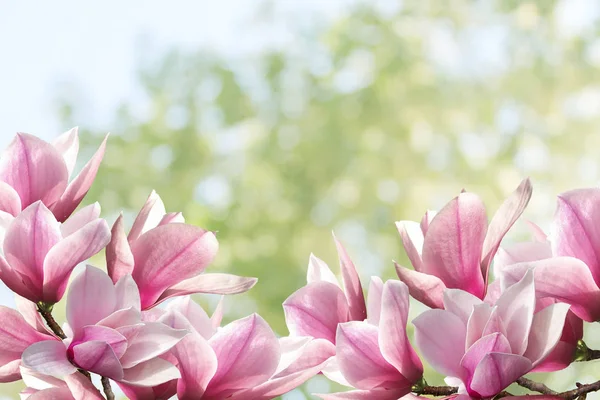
[
  {"left": 102, "top": 376, "right": 115, "bottom": 400},
  {"left": 558, "top": 380, "right": 600, "bottom": 400},
  {"left": 517, "top": 377, "right": 558, "bottom": 395},
  {"left": 36, "top": 304, "right": 66, "bottom": 339},
  {"left": 412, "top": 385, "right": 458, "bottom": 396}
]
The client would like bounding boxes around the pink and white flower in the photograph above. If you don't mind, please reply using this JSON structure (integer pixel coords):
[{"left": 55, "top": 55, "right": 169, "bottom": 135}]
[
  {"left": 106, "top": 191, "right": 257, "bottom": 310},
  {"left": 21, "top": 266, "right": 187, "bottom": 387},
  {"left": 413, "top": 270, "right": 569, "bottom": 399}
]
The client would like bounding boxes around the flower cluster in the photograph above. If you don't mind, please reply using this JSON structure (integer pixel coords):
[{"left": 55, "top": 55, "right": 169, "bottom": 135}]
[{"left": 1, "top": 130, "right": 600, "bottom": 400}]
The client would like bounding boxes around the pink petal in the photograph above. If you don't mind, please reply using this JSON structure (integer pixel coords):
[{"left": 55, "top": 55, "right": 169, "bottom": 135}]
[
  {"left": 71, "top": 341, "right": 123, "bottom": 380},
  {"left": 22, "top": 340, "right": 77, "bottom": 377},
  {"left": 121, "top": 358, "right": 180, "bottom": 387},
  {"left": 27, "top": 388, "right": 73, "bottom": 399},
  {"left": 443, "top": 289, "right": 484, "bottom": 325},
  {"left": 335, "top": 321, "right": 408, "bottom": 390},
  {"left": 50, "top": 134, "right": 108, "bottom": 222},
  {"left": 393, "top": 262, "right": 445, "bottom": 308},
  {"left": 64, "top": 371, "right": 105, "bottom": 400},
  {"left": 4, "top": 201, "right": 62, "bottom": 293},
  {"left": 481, "top": 307, "right": 507, "bottom": 338},
  {"left": 130, "top": 224, "right": 218, "bottom": 308},
  {"left": 60, "top": 203, "right": 101, "bottom": 238},
  {"left": 0, "top": 133, "right": 68, "bottom": 209},
  {"left": 378, "top": 280, "right": 423, "bottom": 382},
  {"left": 483, "top": 280, "right": 502, "bottom": 305},
  {"left": 317, "top": 388, "right": 409, "bottom": 400},
  {"left": 66, "top": 266, "right": 117, "bottom": 336},
  {"left": 307, "top": 253, "right": 339, "bottom": 285},
  {"left": 114, "top": 275, "right": 141, "bottom": 312},
  {"left": 461, "top": 333, "right": 511, "bottom": 379},
  {"left": 481, "top": 178, "right": 532, "bottom": 284},
  {"left": 283, "top": 281, "right": 349, "bottom": 343},
  {"left": 165, "top": 296, "right": 214, "bottom": 339},
  {"left": 0, "top": 360, "right": 21, "bottom": 383},
  {"left": 52, "top": 127, "right": 80, "bottom": 177},
  {"left": 527, "top": 220, "right": 548, "bottom": 242},
  {"left": 495, "top": 270, "right": 536, "bottom": 355},
  {"left": 15, "top": 295, "right": 53, "bottom": 335},
  {"left": 42, "top": 219, "right": 111, "bottom": 303},
  {"left": 421, "top": 193, "right": 487, "bottom": 297},
  {"left": 396, "top": 221, "right": 424, "bottom": 272},
  {"left": 211, "top": 297, "right": 224, "bottom": 330},
  {"left": 420, "top": 210, "right": 437, "bottom": 235},
  {"left": 155, "top": 273, "right": 257, "bottom": 308},
  {"left": 106, "top": 214, "right": 135, "bottom": 284},
  {"left": 0, "top": 306, "right": 53, "bottom": 364},
  {"left": 518, "top": 258, "right": 600, "bottom": 322},
  {"left": 128, "top": 191, "right": 167, "bottom": 242},
  {"left": 552, "top": 188, "right": 600, "bottom": 286},
  {"left": 334, "top": 236, "right": 367, "bottom": 322},
  {"left": 229, "top": 339, "right": 336, "bottom": 400},
  {"left": 175, "top": 332, "right": 218, "bottom": 399},
  {"left": 0, "top": 181, "right": 21, "bottom": 216},
  {"left": 97, "top": 308, "right": 142, "bottom": 330},
  {"left": 524, "top": 303, "right": 570, "bottom": 367},
  {"left": 205, "top": 314, "right": 280, "bottom": 397},
  {"left": 494, "top": 242, "right": 551, "bottom": 276},
  {"left": 469, "top": 353, "right": 532, "bottom": 397},
  {"left": 0, "top": 255, "right": 39, "bottom": 301},
  {"left": 466, "top": 303, "right": 493, "bottom": 348},
  {"left": 158, "top": 212, "right": 185, "bottom": 225},
  {"left": 366, "top": 276, "right": 383, "bottom": 325},
  {"left": 413, "top": 309, "right": 467, "bottom": 379},
  {"left": 119, "top": 322, "right": 187, "bottom": 368},
  {"left": 77, "top": 325, "right": 128, "bottom": 358}
]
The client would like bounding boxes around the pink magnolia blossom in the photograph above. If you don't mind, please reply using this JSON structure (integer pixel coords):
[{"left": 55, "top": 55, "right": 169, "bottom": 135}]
[
  {"left": 106, "top": 191, "right": 257, "bottom": 310},
  {"left": 413, "top": 271, "right": 569, "bottom": 399},
  {"left": 492, "top": 224, "right": 583, "bottom": 372},
  {"left": 120, "top": 296, "right": 335, "bottom": 400},
  {"left": 499, "top": 188, "right": 600, "bottom": 322},
  {"left": 318, "top": 280, "right": 423, "bottom": 400},
  {"left": 0, "top": 201, "right": 110, "bottom": 304},
  {"left": 394, "top": 178, "right": 532, "bottom": 308},
  {"left": 0, "top": 129, "right": 108, "bottom": 223},
  {"left": 283, "top": 235, "right": 366, "bottom": 344},
  {"left": 22, "top": 266, "right": 186, "bottom": 387},
  {"left": 19, "top": 367, "right": 104, "bottom": 400}
]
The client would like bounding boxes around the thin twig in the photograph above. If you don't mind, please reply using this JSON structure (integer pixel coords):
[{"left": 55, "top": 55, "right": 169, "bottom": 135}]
[
  {"left": 559, "top": 380, "right": 600, "bottom": 400},
  {"left": 517, "top": 377, "right": 558, "bottom": 395},
  {"left": 102, "top": 376, "right": 115, "bottom": 400},
  {"left": 36, "top": 304, "right": 66, "bottom": 339},
  {"left": 412, "top": 385, "right": 458, "bottom": 396}
]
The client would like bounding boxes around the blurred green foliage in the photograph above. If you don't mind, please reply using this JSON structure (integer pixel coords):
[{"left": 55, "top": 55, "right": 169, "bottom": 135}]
[{"left": 50, "top": 0, "right": 600, "bottom": 397}]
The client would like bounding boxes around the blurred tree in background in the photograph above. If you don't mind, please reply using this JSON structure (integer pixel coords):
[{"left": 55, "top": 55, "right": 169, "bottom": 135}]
[{"left": 50, "top": 0, "right": 600, "bottom": 397}]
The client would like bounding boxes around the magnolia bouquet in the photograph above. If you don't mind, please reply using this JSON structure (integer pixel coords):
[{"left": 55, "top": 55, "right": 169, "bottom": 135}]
[{"left": 0, "top": 130, "right": 599, "bottom": 400}]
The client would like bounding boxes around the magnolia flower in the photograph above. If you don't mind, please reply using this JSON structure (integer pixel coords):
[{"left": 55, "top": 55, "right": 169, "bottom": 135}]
[
  {"left": 283, "top": 235, "right": 366, "bottom": 344},
  {"left": 394, "top": 178, "right": 532, "bottom": 308},
  {"left": 319, "top": 280, "right": 423, "bottom": 400},
  {"left": 492, "top": 223, "right": 583, "bottom": 372},
  {"left": 499, "top": 188, "right": 600, "bottom": 322},
  {"left": 0, "top": 201, "right": 110, "bottom": 304},
  {"left": 20, "top": 367, "right": 103, "bottom": 399},
  {"left": 106, "top": 191, "right": 257, "bottom": 310},
  {"left": 120, "top": 296, "right": 335, "bottom": 400},
  {"left": 22, "top": 266, "right": 186, "bottom": 387},
  {"left": 413, "top": 271, "right": 569, "bottom": 399},
  {"left": 0, "top": 129, "right": 108, "bottom": 223}
]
